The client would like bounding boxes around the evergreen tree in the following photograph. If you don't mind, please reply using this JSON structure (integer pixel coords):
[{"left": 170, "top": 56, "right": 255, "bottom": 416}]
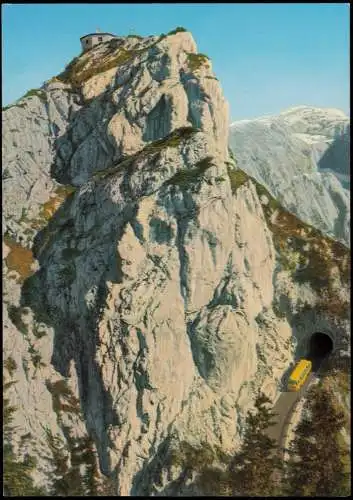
[
  {"left": 43, "top": 427, "right": 73, "bottom": 496},
  {"left": 4, "top": 362, "right": 108, "bottom": 496},
  {"left": 285, "top": 383, "right": 350, "bottom": 496},
  {"left": 228, "top": 392, "right": 283, "bottom": 496},
  {"left": 3, "top": 376, "right": 47, "bottom": 496},
  {"left": 43, "top": 428, "right": 98, "bottom": 496},
  {"left": 171, "top": 441, "right": 234, "bottom": 496},
  {"left": 42, "top": 426, "right": 112, "bottom": 496},
  {"left": 79, "top": 436, "right": 104, "bottom": 495},
  {"left": 98, "top": 474, "right": 120, "bottom": 496}
]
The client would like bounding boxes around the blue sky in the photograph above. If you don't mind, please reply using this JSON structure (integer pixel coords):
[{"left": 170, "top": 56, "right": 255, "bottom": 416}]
[{"left": 2, "top": 3, "right": 349, "bottom": 121}]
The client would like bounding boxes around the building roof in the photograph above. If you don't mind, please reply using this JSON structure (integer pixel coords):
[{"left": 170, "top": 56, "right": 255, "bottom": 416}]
[{"left": 80, "top": 32, "right": 117, "bottom": 40}]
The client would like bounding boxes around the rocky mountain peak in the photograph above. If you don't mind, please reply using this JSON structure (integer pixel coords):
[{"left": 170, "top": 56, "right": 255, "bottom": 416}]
[
  {"left": 3, "top": 29, "right": 229, "bottom": 245},
  {"left": 277, "top": 105, "right": 349, "bottom": 137},
  {"left": 229, "top": 106, "right": 350, "bottom": 246},
  {"left": 3, "top": 29, "right": 350, "bottom": 496}
]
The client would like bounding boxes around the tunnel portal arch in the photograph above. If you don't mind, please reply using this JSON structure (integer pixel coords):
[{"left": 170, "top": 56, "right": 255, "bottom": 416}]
[{"left": 309, "top": 332, "right": 334, "bottom": 358}]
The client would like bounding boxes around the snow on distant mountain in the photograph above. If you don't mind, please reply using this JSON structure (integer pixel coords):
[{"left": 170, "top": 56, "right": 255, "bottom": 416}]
[{"left": 229, "top": 106, "right": 350, "bottom": 246}]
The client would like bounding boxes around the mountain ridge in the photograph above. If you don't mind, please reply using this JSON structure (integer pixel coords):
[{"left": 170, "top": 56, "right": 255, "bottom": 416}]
[
  {"left": 3, "top": 30, "right": 350, "bottom": 495},
  {"left": 230, "top": 105, "right": 349, "bottom": 127},
  {"left": 229, "top": 105, "right": 350, "bottom": 247}
]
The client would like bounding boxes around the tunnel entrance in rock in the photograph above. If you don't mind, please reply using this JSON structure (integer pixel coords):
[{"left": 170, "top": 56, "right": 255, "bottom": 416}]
[{"left": 307, "top": 332, "right": 334, "bottom": 371}]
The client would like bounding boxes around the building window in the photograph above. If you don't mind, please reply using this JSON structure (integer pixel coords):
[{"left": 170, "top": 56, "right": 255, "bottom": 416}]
[
  {"left": 86, "top": 40, "right": 89, "bottom": 44},
  {"left": 98, "top": 36, "right": 103, "bottom": 41}
]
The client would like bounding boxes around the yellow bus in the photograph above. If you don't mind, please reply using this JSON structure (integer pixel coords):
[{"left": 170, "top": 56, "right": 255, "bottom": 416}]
[{"left": 287, "top": 359, "right": 312, "bottom": 392}]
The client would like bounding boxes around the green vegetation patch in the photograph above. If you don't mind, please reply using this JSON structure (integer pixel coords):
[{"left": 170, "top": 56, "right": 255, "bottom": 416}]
[
  {"left": 43, "top": 425, "right": 109, "bottom": 495},
  {"left": 32, "top": 322, "right": 48, "bottom": 339},
  {"left": 19, "top": 88, "right": 48, "bottom": 103},
  {"left": 4, "top": 357, "right": 18, "bottom": 378},
  {"left": 253, "top": 180, "right": 281, "bottom": 212},
  {"left": 54, "top": 185, "right": 77, "bottom": 198},
  {"left": 143, "top": 126, "right": 198, "bottom": 152},
  {"left": 227, "top": 166, "right": 250, "bottom": 194},
  {"left": 4, "top": 371, "right": 116, "bottom": 496},
  {"left": 169, "top": 440, "right": 229, "bottom": 470},
  {"left": 4, "top": 372, "right": 105, "bottom": 496},
  {"left": 58, "top": 30, "right": 191, "bottom": 90},
  {"left": 161, "top": 393, "right": 282, "bottom": 496},
  {"left": 167, "top": 26, "right": 188, "bottom": 36},
  {"left": 46, "top": 379, "right": 81, "bottom": 418},
  {"left": 93, "top": 154, "right": 137, "bottom": 181},
  {"left": 57, "top": 48, "right": 135, "bottom": 88},
  {"left": 29, "top": 184, "right": 76, "bottom": 231},
  {"left": 165, "top": 156, "right": 214, "bottom": 189},
  {"left": 320, "top": 356, "right": 350, "bottom": 395},
  {"left": 186, "top": 52, "right": 210, "bottom": 72},
  {"left": 228, "top": 147, "right": 236, "bottom": 164},
  {"left": 7, "top": 305, "right": 28, "bottom": 335},
  {"left": 93, "top": 127, "right": 199, "bottom": 181},
  {"left": 2, "top": 104, "right": 15, "bottom": 112},
  {"left": 264, "top": 200, "right": 350, "bottom": 299},
  {"left": 285, "top": 381, "right": 350, "bottom": 496},
  {"left": 28, "top": 347, "right": 44, "bottom": 369},
  {"left": 272, "top": 299, "right": 287, "bottom": 319},
  {"left": 4, "top": 376, "right": 47, "bottom": 496},
  {"left": 56, "top": 56, "right": 86, "bottom": 84},
  {"left": 2, "top": 88, "right": 47, "bottom": 111},
  {"left": 7, "top": 304, "right": 45, "bottom": 373},
  {"left": 260, "top": 185, "right": 350, "bottom": 300},
  {"left": 58, "top": 263, "right": 76, "bottom": 286},
  {"left": 227, "top": 165, "right": 350, "bottom": 306}
]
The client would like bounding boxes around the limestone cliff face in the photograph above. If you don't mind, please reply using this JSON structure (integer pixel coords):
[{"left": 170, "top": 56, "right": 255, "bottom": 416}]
[{"left": 3, "top": 31, "right": 350, "bottom": 495}]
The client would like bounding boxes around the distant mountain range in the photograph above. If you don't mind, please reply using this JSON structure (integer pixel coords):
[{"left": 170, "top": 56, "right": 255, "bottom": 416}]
[{"left": 229, "top": 105, "right": 350, "bottom": 246}]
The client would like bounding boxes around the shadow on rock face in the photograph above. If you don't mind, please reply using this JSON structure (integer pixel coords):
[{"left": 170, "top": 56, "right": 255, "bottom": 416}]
[
  {"left": 318, "top": 129, "right": 350, "bottom": 178},
  {"left": 19, "top": 125, "right": 143, "bottom": 475},
  {"left": 50, "top": 93, "right": 118, "bottom": 187}
]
